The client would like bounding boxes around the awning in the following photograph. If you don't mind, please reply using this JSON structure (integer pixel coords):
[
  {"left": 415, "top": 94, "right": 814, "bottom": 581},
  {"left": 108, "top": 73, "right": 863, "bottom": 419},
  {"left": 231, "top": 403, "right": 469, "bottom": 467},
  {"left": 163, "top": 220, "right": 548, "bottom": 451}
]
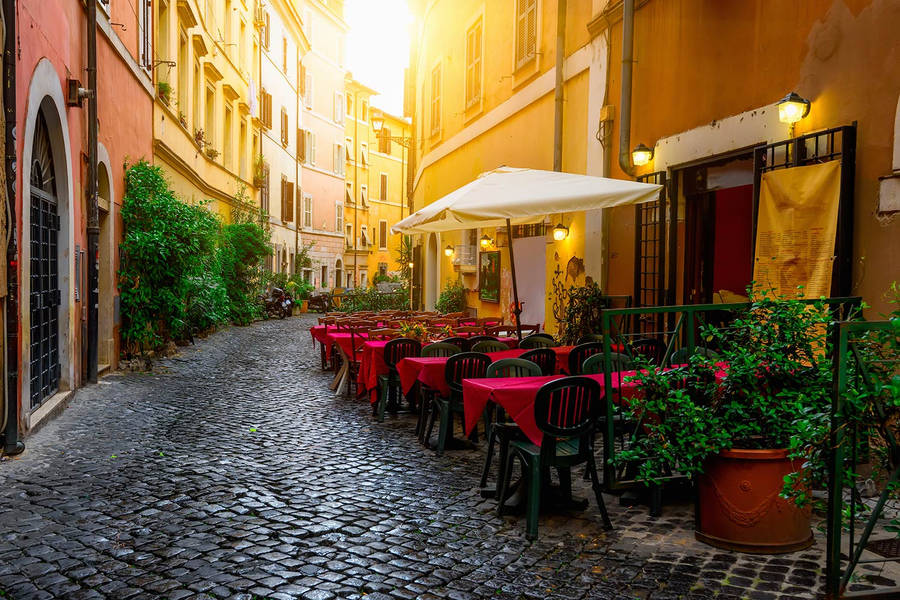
[{"left": 391, "top": 167, "right": 662, "bottom": 234}]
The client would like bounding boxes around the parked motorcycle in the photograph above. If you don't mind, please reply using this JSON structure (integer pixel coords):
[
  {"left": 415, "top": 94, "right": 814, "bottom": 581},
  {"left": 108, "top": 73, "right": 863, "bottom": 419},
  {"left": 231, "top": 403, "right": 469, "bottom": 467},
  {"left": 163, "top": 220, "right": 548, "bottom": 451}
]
[{"left": 261, "top": 287, "right": 293, "bottom": 319}]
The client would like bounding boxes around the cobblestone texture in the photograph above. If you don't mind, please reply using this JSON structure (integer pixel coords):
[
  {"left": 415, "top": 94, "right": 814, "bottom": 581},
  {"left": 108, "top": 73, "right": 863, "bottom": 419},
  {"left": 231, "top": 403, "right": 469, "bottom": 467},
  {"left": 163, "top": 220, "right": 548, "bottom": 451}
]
[{"left": 0, "top": 315, "right": 836, "bottom": 599}]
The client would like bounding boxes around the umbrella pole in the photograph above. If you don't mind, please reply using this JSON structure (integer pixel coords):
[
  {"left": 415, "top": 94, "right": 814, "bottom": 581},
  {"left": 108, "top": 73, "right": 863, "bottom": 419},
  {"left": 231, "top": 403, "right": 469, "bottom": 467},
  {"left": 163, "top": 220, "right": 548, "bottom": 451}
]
[{"left": 505, "top": 219, "right": 523, "bottom": 341}]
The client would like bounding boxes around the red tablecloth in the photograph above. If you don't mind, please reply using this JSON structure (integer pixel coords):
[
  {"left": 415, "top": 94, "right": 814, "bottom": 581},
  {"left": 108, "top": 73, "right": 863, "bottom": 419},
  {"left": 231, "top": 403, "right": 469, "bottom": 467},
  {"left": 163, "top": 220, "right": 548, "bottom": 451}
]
[
  {"left": 310, "top": 325, "right": 334, "bottom": 346},
  {"left": 462, "top": 371, "right": 640, "bottom": 447},
  {"left": 395, "top": 346, "right": 574, "bottom": 399},
  {"left": 327, "top": 332, "right": 368, "bottom": 359}
]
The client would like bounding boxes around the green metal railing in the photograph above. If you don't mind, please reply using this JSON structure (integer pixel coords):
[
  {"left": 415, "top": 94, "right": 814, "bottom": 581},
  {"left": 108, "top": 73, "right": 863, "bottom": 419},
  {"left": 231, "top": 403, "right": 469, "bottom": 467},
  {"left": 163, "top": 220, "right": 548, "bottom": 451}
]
[
  {"left": 826, "top": 319, "right": 900, "bottom": 599},
  {"left": 596, "top": 297, "right": 862, "bottom": 491}
]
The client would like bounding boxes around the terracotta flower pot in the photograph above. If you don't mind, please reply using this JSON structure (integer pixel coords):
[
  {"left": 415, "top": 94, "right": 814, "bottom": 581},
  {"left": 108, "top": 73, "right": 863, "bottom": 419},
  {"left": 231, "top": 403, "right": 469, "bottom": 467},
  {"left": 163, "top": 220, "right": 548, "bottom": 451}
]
[
  {"left": 695, "top": 448, "right": 813, "bottom": 554},
  {"left": 300, "top": 300, "right": 309, "bottom": 313}
]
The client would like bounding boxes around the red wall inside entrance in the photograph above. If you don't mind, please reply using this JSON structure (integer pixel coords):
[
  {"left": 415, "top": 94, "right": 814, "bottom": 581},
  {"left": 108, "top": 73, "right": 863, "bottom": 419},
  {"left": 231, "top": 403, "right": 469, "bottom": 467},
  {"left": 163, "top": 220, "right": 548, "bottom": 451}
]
[{"left": 712, "top": 185, "right": 754, "bottom": 298}]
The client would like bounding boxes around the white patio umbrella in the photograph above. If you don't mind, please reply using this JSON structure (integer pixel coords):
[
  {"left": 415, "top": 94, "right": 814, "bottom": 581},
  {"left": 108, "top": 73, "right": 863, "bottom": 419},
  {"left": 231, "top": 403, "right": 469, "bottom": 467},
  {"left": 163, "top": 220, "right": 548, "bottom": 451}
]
[{"left": 391, "top": 167, "right": 663, "bottom": 338}]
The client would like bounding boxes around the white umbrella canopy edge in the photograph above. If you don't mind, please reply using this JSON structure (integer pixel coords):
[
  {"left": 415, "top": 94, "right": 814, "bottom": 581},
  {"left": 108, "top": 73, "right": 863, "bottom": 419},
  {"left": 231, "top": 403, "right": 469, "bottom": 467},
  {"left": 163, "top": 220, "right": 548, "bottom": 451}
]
[{"left": 390, "top": 167, "right": 662, "bottom": 234}]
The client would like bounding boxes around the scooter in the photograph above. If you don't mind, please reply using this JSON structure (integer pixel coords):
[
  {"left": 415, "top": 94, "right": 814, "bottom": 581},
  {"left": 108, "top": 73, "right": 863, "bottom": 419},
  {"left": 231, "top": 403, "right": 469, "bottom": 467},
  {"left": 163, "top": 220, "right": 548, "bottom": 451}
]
[{"left": 262, "top": 287, "right": 293, "bottom": 319}]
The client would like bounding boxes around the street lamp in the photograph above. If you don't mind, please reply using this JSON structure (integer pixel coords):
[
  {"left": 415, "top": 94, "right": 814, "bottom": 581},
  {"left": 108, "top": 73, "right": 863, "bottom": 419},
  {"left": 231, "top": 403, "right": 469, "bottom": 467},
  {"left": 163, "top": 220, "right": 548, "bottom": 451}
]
[
  {"left": 776, "top": 92, "right": 811, "bottom": 124},
  {"left": 552, "top": 223, "right": 569, "bottom": 241},
  {"left": 480, "top": 234, "right": 493, "bottom": 249},
  {"left": 444, "top": 245, "right": 454, "bottom": 257},
  {"left": 632, "top": 143, "right": 653, "bottom": 167}
]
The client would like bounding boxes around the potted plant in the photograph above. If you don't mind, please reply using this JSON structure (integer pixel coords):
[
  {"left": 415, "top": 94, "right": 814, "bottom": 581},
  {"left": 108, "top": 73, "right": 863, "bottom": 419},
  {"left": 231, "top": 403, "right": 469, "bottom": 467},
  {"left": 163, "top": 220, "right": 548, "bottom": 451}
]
[
  {"left": 194, "top": 128, "right": 206, "bottom": 149},
  {"left": 205, "top": 147, "right": 220, "bottom": 160},
  {"left": 178, "top": 110, "right": 188, "bottom": 128},
  {"left": 399, "top": 321, "right": 427, "bottom": 343},
  {"left": 618, "top": 289, "right": 836, "bottom": 553},
  {"left": 252, "top": 154, "right": 268, "bottom": 187},
  {"left": 157, "top": 81, "right": 172, "bottom": 105}
]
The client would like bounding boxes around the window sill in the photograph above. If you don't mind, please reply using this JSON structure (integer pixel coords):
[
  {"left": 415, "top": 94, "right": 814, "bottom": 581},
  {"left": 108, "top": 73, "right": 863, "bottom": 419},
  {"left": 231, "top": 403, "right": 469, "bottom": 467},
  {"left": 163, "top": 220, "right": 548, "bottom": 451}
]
[{"left": 512, "top": 55, "right": 540, "bottom": 90}]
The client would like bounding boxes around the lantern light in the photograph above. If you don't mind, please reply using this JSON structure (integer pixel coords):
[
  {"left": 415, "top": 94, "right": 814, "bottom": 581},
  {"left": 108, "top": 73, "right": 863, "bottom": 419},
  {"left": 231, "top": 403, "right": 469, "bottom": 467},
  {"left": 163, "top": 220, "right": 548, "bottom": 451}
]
[
  {"left": 407, "top": 261, "right": 414, "bottom": 269},
  {"left": 444, "top": 245, "right": 454, "bottom": 257},
  {"left": 776, "top": 92, "right": 811, "bottom": 124},
  {"left": 371, "top": 109, "right": 385, "bottom": 132},
  {"left": 632, "top": 143, "right": 653, "bottom": 167},
  {"left": 480, "top": 234, "right": 492, "bottom": 248},
  {"left": 552, "top": 223, "right": 569, "bottom": 241}
]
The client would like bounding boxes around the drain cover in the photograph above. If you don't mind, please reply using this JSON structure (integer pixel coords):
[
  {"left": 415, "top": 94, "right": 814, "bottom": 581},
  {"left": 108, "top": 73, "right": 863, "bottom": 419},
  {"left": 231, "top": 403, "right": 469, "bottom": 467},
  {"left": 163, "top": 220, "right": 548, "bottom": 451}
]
[{"left": 866, "top": 538, "right": 900, "bottom": 558}]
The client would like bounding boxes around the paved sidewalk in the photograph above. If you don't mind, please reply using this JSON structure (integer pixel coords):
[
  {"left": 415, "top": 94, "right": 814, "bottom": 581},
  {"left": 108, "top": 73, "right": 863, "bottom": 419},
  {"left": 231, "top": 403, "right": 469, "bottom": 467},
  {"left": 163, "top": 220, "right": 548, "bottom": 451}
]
[{"left": 0, "top": 316, "right": 832, "bottom": 599}]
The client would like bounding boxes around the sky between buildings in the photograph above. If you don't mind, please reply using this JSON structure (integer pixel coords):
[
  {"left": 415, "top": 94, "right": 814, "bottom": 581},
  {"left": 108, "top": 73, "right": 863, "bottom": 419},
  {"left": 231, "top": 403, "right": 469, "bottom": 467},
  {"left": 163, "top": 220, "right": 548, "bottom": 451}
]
[{"left": 345, "top": 0, "right": 412, "bottom": 116}]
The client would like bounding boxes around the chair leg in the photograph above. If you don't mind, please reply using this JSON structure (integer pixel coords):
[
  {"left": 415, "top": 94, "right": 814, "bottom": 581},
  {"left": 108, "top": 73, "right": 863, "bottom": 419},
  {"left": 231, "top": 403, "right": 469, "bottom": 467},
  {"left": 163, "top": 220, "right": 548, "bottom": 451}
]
[
  {"left": 497, "top": 447, "right": 517, "bottom": 517},
  {"left": 436, "top": 400, "right": 450, "bottom": 456},
  {"left": 479, "top": 422, "right": 497, "bottom": 489},
  {"left": 415, "top": 389, "right": 427, "bottom": 439},
  {"left": 424, "top": 398, "right": 438, "bottom": 448},
  {"left": 376, "top": 383, "right": 388, "bottom": 423},
  {"left": 587, "top": 454, "right": 613, "bottom": 530},
  {"left": 525, "top": 456, "right": 542, "bottom": 541}
]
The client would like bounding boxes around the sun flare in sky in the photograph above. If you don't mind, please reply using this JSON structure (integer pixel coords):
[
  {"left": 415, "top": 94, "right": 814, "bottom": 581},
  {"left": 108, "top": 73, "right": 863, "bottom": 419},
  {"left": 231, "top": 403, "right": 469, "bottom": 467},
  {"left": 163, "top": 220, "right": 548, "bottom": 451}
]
[{"left": 345, "top": 0, "right": 412, "bottom": 117}]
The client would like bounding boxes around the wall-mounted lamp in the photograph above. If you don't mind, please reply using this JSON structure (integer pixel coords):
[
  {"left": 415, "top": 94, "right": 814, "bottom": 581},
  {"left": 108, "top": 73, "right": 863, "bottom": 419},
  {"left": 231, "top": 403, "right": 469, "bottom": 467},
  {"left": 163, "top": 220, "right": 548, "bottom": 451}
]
[
  {"left": 480, "top": 234, "right": 493, "bottom": 249},
  {"left": 444, "top": 245, "right": 454, "bottom": 257},
  {"left": 552, "top": 223, "right": 569, "bottom": 241},
  {"left": 371, "top": 108, "right": 385, "bottom": 133},
  {"left": 776, "top": 92, "right": 811, "bottom": 124},
  {"left": 632, "top": 143, "right": 653, "bottom": 167},
  {"left": 407, "top": 261, "right": 414, "bottom": 269}
]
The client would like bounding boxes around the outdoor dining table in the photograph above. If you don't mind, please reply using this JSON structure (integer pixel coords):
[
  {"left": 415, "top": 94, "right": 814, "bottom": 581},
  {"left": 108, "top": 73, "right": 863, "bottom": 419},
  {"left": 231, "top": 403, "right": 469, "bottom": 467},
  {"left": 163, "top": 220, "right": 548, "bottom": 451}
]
[{"left": 395, "top": 345, "right": 575, "bottom": 399}]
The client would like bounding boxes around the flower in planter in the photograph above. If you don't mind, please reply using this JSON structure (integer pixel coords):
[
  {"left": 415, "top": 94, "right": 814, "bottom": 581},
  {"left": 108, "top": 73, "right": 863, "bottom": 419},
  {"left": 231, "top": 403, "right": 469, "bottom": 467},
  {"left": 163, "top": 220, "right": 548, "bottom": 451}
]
[
  {"left": 157, "top": 81, "right": 172, "bottom": 104},
  {"left": 398, "top": 321, "right": 427, "bottom": 342},
  {"left": 205, "top": 147, "right": 220, "bottom": 160}
]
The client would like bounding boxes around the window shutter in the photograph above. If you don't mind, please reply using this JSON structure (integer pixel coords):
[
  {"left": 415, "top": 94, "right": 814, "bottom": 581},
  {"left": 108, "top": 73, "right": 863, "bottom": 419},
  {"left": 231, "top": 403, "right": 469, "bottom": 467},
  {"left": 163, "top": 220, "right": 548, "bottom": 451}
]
[
  {"left": 379, "top": 221, "right": 387, "bottom": 249},
  {"left": 311, "top": 133, "right": 316, "bottom": 165},
  {"left": 283, "top": 181, "right": 294, "bottom": 222},
  {"left": 380, "top": 173, "right": 387, "bottom": 201},
  {"left": 297, "top": 128, "right": 305, "bottom": 162},
  {"left": 345, "top": 182, "right": 353, "bottom": 204},
  {"left": 281, "top": 109, "right": 288, "bottom": 146}
]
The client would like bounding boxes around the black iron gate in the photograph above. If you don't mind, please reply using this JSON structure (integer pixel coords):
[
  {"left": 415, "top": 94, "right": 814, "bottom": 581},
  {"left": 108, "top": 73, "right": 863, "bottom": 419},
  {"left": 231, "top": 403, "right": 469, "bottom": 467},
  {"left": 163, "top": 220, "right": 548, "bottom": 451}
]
[
  {"left": 634, "top": 171, "right": 667, "bottom": 334},
  {"left": 752, "top": 124, "right": 856, "bottom": 297},
  {"left": 29, "top": 113, "right": 61, "bottom": 410}
]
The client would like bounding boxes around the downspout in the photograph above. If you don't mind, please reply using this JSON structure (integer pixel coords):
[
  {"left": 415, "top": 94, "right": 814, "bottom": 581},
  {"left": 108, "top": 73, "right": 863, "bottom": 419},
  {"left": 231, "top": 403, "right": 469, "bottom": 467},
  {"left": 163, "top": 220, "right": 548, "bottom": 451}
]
[
  {"left": 2, "top": 0, "right": 22, "bottom": 455},
  {"left": 552, "top": 0, "right": 566, "bottom": 172},
  {"left": 352, "top": 90, "right": 358, "bottom": 287},
  {"left": 86, "top": 0, "right": 99, "bottom": 382},
  {"left": 294, "top": 47, "right": 300, "bottom": 275},
  {"left": 618, "top": 0, "right": 636, "bottom": 177}
]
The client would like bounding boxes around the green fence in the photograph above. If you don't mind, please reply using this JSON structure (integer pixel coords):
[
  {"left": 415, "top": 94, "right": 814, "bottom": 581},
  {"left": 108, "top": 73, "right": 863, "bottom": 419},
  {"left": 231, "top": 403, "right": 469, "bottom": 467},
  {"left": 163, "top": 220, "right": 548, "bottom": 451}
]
[
  {"left": 596, "top": 297, "right": 862, "bottom": 492},
  {"left": 826, "top": 319, "right": 900, "bottom": 599}
]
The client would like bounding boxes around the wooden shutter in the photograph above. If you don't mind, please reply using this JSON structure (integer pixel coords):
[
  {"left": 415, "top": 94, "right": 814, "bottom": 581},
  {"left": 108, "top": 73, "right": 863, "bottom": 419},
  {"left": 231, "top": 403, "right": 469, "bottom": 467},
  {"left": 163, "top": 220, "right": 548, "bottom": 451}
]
[
  {"left": 299, "top": 64, "right": 306, "bottom": 96},
  {"left": 281, "top": 109, "right": 288, "bottom": 146},
  {"left": 297, "top": 129, "right": 305, "bottom": 162},
  {"left": 379, "top": 221, "right": 387, "bottom": 249},
  {"left": 283, "top": 180, "right": 294, "bottom": 222},
  {"left": 380, "top": 173, "right": 387, "bottom": 201},
  {"left": 516, "top": 0, "right": 536, "bottom": 67}
]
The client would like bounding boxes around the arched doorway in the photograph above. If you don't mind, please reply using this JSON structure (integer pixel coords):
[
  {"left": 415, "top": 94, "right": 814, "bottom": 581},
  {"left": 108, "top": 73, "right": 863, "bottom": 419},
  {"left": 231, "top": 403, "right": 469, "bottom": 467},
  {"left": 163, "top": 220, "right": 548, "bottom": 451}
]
[
  {"left": 334, "top": 258, "right": 342, "bottom": 290},
  {"left": 28, "top": 112, "right": 61, "bottom": 410},
  {"left": 97, "top": 157, "right": 114, "bottom": 368},
  {"left": 425, "top": 233, "right": 439, "bottom": 309}
]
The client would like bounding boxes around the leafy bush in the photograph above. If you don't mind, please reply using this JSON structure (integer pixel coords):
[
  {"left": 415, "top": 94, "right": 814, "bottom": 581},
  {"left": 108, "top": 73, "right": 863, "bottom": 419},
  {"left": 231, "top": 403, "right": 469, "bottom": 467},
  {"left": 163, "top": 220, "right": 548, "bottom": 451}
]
[
  {"left": 337, "top": 287, "right": 408, "bottom": 313},
  {"left": 119, "top": 161, "right": 271, "bottom": 352},
  {"left": 554, "top": 280, "right": 609, "bottom": 345},
  {"left": 435, "top": 278, "right": 466, "bottom": 314}
]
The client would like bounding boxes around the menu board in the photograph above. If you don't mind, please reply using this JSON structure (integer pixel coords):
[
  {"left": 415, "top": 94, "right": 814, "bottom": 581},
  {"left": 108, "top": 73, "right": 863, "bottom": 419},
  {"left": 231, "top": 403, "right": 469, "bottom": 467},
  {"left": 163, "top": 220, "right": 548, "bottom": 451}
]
[{"left": 753, "top": 160, "right": 841, "bottom": 299}]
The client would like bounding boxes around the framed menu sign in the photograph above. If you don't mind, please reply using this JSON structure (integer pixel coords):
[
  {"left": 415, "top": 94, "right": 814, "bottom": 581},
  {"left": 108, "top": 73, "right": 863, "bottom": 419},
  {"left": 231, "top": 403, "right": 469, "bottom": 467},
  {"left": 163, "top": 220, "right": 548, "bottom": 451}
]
[{"left": 479, "top": 250, "right": 500, "bottom": 302}]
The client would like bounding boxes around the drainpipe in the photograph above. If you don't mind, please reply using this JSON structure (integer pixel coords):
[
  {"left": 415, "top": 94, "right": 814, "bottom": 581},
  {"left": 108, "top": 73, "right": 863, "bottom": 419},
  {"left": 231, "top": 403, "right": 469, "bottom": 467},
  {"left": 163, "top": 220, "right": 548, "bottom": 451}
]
[
  {"left": 86, "top": 0, "right": 99, "bottom": 383},
  {"left": 294, "top": 47, "right": 300, "bottom": 274},
  {"left": 2, "top": 0, "right": 22, "bottom": 456},
  {"left": 618, "top": 0, "right": 636, "bottom": 178},
  {"left": 552, "top": 0, "right": 566, "bottom": 172}
]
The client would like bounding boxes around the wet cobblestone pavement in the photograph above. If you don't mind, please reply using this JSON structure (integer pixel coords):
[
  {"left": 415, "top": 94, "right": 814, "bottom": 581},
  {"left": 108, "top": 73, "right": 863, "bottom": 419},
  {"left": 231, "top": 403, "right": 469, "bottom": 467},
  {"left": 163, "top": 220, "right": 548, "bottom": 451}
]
[{"left": 0, "top": 315, "right": 833, "bottom": 599}]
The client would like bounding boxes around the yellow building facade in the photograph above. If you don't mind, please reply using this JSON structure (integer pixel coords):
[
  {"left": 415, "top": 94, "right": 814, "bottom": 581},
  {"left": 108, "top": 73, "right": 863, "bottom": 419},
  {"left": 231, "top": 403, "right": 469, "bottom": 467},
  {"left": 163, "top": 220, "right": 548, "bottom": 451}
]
[
  {"left": 407, "top": 0, "right": 597, "bottom": 332},
  {"left": 152, "top": 0, "right": 264, "bottom": 221},
  {"left": 343, "top": 79, "right": 411, "bottom": 288}
]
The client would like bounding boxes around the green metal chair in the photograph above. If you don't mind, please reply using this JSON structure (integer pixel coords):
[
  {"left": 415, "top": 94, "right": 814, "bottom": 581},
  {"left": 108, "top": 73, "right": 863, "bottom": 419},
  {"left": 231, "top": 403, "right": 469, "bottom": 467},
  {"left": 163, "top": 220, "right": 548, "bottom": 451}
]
[
  {"left": 480, "top": 359, "right": 542, "bottom": 492},
  {"left": 472, "top": 340, "right": 509, "bottom": 353},
  {"left": 669, "top": 346, "right": 720, "bottom": 366},
  {"left": 581, "top": 352, "right": 634, "bottom": 375},
  {"left": 519, "top": 335, "right": 556, "bottom": 349},
  {"left": 376, "top": 338, "right": 421, "bottom": 422},
  {"left": 520, "top": 348, "right": 557, "bottom": 375},
  {"left": 426, "top": 352, "right": 490, "bottom": 455},
  {"left": 421, "top": 342, "right": 461, "bottom": 357},
  {"left": 567, "top": 342, "right": 604, "bottom": 375},
  {"left": 499, "top": 376, "right": 612, "bottom": 540},
  {"left": 441, "top": 336, "right": 471, "bottom": 351}
]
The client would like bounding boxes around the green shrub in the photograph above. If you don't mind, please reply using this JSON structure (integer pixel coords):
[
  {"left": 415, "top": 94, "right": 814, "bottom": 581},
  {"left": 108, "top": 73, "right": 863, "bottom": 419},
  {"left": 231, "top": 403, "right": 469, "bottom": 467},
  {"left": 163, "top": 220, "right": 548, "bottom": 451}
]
[{"left": 435, "top": 278, "right": 466, "bottom": 314}]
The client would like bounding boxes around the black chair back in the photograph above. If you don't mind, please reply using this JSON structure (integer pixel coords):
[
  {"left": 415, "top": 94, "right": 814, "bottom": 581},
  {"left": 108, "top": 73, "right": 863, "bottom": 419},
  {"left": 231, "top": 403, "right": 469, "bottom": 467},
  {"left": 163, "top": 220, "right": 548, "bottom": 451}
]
[
  {"left": 472, "top": 340, "right": 509, "bottom": 353},
  {"left": 567, "top": 342, "right": 603, "bottom": 375},
  {"left": 422, "top": 342, "right": 461, "bottom": 357},
  {"left": 519, "top": 335, "right": 555, "bottom": 349},
  {"left": 520, "top": 348, "right": 556, "bottom": 375},
  {"left": 576, "top": 333, "right": 604, "bottom": 345},
  {"left": 581, "top": 352, "right": 634, "bottom": 375},
  {"left": 384, "top": 338, "right": 422, "bottom": 369},
  {"left": 486, "top": 358, "right": 542, "bottom": 378},
  {"left": 630, "top": 337, "right": 664, "bottom": 363},
  {"left": 467, "top": 335, "right": 498, "bottom": 345},
  {"left": 534, "top": 376, "right": 601, "bottom": 440},
  {"left": 445, "top": 352, "right": 491, "bottom": 395},
  {"left": 441, "top": 336, "right": 471, "bottom": 351}
]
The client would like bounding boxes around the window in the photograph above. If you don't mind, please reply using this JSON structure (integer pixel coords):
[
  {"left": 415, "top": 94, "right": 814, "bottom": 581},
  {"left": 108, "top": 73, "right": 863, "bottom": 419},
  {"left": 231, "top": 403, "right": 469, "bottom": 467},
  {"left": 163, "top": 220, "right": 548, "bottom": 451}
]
[
  {"left": 239, "top": 19, "right": 247, "bottom": 70},
  {"left": 297, "top": 128, "right": 305, "bottom": 162},
  {"left": 346, "top": 223, "right": 353, "bottom": 247},
  {"left": 360, "top": 225, "right": 369, "bottom": 248},
  {"left": 193, "top": 60, "right": 201, "bottom": 130},
  {"left": 321, "top": 265, "right": 328, "bottom": 288},
  {"left": 282, "top": 37, "right": 288, "bottom": 73},
  {"left": 334, "top": 142, "right": 345, "bottom": 175},
  {"left": 466, "top": 18, "right": 483, "bottom": 108},
  {"left": 239, "top": 119, "right": 248, "bottom": 178},
  {"left": 345, "top": 137, "right": 353, "bottom": 163},
  {"left": 224, "top": 104, "right": 233, "bottom": 168},
  {"left": 515, "top": 0, "right": 538, "bottom": 69},
  {"left": 333, "top": 93, "right": 344, "bottom": 124},
  {"left": 303, "top": 194, "right": 312, "bottom": 228},
  {"left": 361, "top": 100, "right": 368, "bottom": 120},
  {"left": 346, "top": 94, "right": 353, "bottom": 117},
  {"left": 262, "top": 11, "right": 270, "bottom": 50},
  {"left": 260, "top": 88, "right": 273, "bottom": 129},
  {"left": 360, "top": 184, "right": 368, "bottom": 207},
  {"left": 260, "top": 166, "right": 270, "bottom": 213},
  {"left": 280, "top": 177, "right": 294, "bottom": 222},
  {"left": 139, "top": 0, "right": 152, "bottom": 69},
  {"left": 379, "top": 173, "right": 388, "bottom": 201},
  {"left": 304, "top": 130, "right": 316, "bottom": 165},
  {"left": 360, "top": 142, "right": 368, "bottom": 167},
  {"left": 346, "top": 272, "right": 353, "bottom": 288},
  {"left": 304, "top": 9, "right": 313, "bottom": 46},
  {"left": 345, "top": 182, "right": 353, "bottom": 204},
  {"left": 156, "top": 0, "right": 170, "bottom": 63},
  {"left": 360, "top": 271, "right": 368, "bottom": 288},
  {"left": 336, "top": 204, "right": 344, "bottom": 231},
  {"left": 378, "top": 126, "right": 392, "bottom": 154},
  {"left": 335, "top": 260, "right": 342, "bottom": 288},
  {"left": 430, "top": 64, "right": 441, "bottom": 136},
  {"left": 303, "top": 72, "right": 313, "bottom": 108},
  {"left": 280, "top": 108, "right": 289, "bottom": 147},
  {"left": 205, "top": 82, "right": 216, "bottom": 145},
  {"left": 379, "top": 220, "right": 388, "bottom": 250},
  {"left": 224, "top": 0, "right": 232, "bottom": 51},
  {"left": 178, "top": 29, "right": 189, "bottom": 118},
  {"left": 378, "top": 262, "right": 387, "bottom": 277}
]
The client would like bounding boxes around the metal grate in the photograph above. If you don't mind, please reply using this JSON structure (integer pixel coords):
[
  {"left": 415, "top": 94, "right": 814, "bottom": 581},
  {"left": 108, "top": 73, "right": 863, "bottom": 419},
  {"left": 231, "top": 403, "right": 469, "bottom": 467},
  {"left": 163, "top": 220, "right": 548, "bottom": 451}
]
[
  {"left": 866, "top": 539, "right": 900, "bottom": 559},
  {"left": 634, "top": 171, "right": 667, "bottom": 334}
]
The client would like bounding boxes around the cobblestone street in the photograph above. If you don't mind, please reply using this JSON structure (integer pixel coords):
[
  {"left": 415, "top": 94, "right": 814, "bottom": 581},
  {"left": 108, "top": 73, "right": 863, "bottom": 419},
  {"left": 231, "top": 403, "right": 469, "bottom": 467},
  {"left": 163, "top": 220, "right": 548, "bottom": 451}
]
[{"left": 0, "top": 316, "right": 832, "bottom": 600}]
